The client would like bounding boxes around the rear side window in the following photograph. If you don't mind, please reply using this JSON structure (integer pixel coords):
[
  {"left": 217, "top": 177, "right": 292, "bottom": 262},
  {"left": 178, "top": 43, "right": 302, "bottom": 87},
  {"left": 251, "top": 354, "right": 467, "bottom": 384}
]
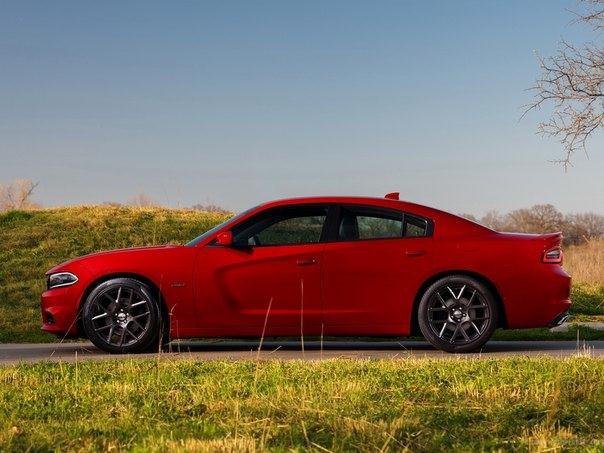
[
  {"left": 338, "top": 206, "right": 402, "bottom": 241},
  {"left": 358, "top": 215, "right": 402, "bottom": 239},
  {"left": 337, "top": 205, "right": 431, "bottom": 241}
]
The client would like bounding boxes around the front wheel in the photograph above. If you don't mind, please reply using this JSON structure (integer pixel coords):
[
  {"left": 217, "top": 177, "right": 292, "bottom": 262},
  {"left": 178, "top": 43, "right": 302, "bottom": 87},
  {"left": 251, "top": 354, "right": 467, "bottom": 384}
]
[
  {"left": 81, "top": 278, "right": 164, "bottom": 354},
  {"left": 417, "top": 275, "right": 498, "bottom": 353}
]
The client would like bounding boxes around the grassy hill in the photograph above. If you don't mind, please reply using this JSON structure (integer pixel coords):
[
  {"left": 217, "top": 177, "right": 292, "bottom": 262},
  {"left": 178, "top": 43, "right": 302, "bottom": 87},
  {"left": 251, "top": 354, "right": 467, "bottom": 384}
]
[
  {"left": 0, "top": 207, "right": 230, "bottom": 342},
  {"left": 0, "top": 207, "right": 602, "bottom": 343}
]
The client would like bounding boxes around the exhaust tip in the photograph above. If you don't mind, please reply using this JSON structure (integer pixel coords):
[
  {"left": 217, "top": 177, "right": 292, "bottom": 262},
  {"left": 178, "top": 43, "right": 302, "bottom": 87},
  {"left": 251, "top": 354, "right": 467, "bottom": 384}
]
[{"left": 549, "top": 310, "right": 570, "bottom": 327}]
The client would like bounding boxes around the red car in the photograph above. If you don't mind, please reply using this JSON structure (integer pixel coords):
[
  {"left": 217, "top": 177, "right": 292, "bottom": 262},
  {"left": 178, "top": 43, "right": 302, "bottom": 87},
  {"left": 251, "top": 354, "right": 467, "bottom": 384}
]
[{"left": 41, "top": 194, "right": 571, "bottom": 353}]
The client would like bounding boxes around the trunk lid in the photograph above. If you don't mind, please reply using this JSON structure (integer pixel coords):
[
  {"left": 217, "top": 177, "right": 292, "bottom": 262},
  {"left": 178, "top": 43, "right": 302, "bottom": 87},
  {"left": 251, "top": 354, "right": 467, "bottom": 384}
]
[{"left": 497, "top": 231, "right": 563, "bottom": 262}]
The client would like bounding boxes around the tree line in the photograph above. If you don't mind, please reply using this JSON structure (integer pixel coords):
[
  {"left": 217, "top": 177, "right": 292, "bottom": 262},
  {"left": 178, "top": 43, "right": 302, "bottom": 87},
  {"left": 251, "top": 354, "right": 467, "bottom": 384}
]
[{"left": 461, "top": 205, "right": 603, "bottom": 246}]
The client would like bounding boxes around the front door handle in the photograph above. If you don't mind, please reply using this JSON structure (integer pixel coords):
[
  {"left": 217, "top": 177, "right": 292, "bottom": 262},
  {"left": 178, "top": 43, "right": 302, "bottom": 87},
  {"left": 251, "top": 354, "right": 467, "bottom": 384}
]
[
  {"left": 296, "top": 258, "right": 318, "bottom": 266},
  {"left": 405, "top": 250, "right": 426, "bottom": 257}
]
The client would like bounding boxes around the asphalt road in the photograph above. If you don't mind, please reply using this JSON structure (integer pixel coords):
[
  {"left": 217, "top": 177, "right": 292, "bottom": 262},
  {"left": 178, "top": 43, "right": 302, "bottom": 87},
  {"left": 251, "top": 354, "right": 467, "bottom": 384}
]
[{"left": 0, "top": 340, "right": 602, "bottom": 364}]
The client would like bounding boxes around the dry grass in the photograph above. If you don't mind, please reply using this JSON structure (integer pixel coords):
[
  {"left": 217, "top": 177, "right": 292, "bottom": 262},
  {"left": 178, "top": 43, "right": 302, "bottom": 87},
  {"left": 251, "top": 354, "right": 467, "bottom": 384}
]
[
  {"left": 564, "top": 238, "right": 604, "bottom": 285},
  {"left": 563, "top": 239, "right": 604, "bottom": 320}
]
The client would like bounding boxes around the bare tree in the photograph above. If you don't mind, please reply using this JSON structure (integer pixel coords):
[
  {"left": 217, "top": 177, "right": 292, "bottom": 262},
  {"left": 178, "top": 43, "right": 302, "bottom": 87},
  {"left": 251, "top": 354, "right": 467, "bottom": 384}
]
[
  {"left": 523, "top": 0, "right": 603, "bottom": 169},
  {"left": 0, "top": 179, "right": 40, "bottom": 211},
  {"left": 506, "top": 204, "right": 565, "bottom": 233},
  {"left": 564, "top": 211, "right": 604, "bottom": 244},
  {"left": 480, "top": 210, "right": 508, "bottom": 231}
]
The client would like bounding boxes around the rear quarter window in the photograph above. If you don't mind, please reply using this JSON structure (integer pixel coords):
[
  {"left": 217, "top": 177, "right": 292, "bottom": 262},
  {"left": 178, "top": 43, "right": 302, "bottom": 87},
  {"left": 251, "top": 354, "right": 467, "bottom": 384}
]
[{"left": 404, "top": 214, "right": 430, "bottom": 237}]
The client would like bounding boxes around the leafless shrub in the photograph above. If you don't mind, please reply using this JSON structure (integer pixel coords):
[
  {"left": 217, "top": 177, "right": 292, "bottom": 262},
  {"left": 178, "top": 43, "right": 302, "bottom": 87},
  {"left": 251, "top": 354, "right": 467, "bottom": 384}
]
[
  {"left": 0, "top": 179, "right": 41, "bottom": 211},
  {"left": 564, "top": 212, "right": 604, "bottom": 244},
  {"left": 128, "top": 193, "right": 157, "bottom": 207},
  {"left": 190, "top": 203, "right": 230, "bottom": 214},
  {"left": 523, "top": 0, "right": 603, "bottom": 168},
  {"left": 459, "top": 213, "right": 478, "bottom": 223}
]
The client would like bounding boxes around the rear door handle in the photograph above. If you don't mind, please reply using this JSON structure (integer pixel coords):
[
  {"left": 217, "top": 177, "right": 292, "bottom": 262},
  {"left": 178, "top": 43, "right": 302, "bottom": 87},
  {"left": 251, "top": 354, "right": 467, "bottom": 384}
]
[
  {"left": 405, "top": 250, "right": 426, "bottom": 257},
  {"left": 296, "top": 258, "right": 318, "bottom": 266}
]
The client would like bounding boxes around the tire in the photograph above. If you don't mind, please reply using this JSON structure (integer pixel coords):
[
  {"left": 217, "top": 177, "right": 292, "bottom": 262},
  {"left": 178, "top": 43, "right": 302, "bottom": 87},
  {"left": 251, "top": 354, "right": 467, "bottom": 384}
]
[
  {"left": 417, "top": 275, "right": 498, "bottom": 353},
  {"left": 81, "top": 278, "right": 166, "bottom": 354}
]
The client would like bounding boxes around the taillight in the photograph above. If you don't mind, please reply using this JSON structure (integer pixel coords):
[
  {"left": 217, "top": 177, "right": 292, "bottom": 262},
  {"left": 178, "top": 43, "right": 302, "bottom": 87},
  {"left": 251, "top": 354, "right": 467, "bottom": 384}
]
[{"left": 543, "top": 247, "right": 563, "bottom": 264}]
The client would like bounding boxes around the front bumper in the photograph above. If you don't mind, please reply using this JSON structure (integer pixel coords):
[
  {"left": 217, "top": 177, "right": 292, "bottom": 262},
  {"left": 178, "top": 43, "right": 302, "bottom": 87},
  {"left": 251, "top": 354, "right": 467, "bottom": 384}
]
[{"left": 40, "top": 285, "right": 81, "bottom": 337}]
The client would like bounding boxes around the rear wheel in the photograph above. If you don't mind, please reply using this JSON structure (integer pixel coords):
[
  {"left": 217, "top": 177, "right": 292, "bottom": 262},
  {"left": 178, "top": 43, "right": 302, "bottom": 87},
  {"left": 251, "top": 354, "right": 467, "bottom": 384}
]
[
  {"left": 82, "top": 278, "right": 164, "bottom": 354},
  {"left": 418, "top": 275, "right": 498, "bottom": 353}
]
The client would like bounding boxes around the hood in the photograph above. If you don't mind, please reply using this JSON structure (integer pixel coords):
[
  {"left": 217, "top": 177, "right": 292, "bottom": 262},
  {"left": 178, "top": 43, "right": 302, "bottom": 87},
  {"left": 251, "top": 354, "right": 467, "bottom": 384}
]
[{"left": 45, "top": 244, "right": 181, "bottom": 275}]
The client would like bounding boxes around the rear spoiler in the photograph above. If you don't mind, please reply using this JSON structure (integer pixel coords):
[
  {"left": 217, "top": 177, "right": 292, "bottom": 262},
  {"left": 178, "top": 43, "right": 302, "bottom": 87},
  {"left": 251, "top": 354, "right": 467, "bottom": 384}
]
[
  {"left": 539, "top": 232, "right": 563, "bottom": 251},
  {"left": 496, "top": 231, "right": 564, "bottom": 263}
]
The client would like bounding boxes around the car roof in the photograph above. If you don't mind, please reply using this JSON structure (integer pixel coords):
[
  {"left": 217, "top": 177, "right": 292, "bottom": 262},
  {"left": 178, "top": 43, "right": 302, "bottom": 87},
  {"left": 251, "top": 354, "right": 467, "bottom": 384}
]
[{"left": 257, "top": 196, "right": 451, "bottom": 220}]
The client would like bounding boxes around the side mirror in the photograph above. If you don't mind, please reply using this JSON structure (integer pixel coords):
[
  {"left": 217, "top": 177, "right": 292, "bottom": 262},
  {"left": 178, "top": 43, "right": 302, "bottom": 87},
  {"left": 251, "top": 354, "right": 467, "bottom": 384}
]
[{"left": 215, "top": 231, "right": 233, "bottom": 246}]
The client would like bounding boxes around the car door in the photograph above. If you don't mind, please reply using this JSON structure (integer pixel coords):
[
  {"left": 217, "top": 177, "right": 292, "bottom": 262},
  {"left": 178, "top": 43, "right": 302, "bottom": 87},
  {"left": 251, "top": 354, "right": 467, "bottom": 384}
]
[
  {"left": 193, "top": 204, "right": 330, "bottom": 337},
  {"left": 321, "top": 205, "right": 433, "bottom": 335}
]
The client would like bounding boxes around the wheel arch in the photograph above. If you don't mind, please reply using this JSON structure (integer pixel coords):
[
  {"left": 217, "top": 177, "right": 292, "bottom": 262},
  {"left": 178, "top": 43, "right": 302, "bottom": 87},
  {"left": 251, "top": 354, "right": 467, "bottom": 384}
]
[
  {"left": 410, "top": 270, "right": 508, "bottom": 336},
  {"left": 76, "top": 272, "right": 170, "bottom": 341}
]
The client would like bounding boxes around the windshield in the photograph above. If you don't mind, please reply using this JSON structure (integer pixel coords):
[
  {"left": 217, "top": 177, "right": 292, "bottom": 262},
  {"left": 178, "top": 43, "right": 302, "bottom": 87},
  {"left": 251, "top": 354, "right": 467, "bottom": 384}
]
[{"left": 185, "top": 206, "right": 258, "bottom": 247}]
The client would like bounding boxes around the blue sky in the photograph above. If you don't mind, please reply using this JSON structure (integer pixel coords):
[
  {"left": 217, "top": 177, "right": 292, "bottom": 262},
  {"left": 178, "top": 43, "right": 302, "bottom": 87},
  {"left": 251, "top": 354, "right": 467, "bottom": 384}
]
[{"left": 1, "top": 1, "right": 602, "bottom": 215}]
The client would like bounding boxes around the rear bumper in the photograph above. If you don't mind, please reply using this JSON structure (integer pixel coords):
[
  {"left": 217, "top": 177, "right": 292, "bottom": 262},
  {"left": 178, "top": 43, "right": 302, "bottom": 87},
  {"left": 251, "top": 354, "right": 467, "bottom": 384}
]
[
  {"left": 539, "top": 295, "right": 572, "bottom": 329},
  {"left": 504, "top": 266, "right": 572, "bottom": 329}
]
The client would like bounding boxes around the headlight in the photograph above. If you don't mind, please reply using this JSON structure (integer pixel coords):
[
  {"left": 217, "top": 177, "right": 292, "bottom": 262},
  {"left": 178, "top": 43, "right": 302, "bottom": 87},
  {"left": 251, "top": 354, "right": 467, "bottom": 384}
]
[{"left": 47, "top": 272, "right": 78, "bottom": 289}]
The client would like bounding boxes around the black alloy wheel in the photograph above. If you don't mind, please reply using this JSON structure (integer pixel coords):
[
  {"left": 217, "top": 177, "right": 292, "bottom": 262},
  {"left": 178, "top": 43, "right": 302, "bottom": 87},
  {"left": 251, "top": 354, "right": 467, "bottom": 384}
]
[
  {"left": 82, "top": 278, "right": 164, "bottom": 354},
  {"left": 418, "top": 275, "right": 498, "bottom": 353}
]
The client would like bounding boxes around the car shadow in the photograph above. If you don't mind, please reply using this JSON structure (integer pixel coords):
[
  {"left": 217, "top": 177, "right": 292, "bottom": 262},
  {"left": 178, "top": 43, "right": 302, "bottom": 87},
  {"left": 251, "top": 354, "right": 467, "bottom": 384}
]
[
  {"left": 172, "top": 339, "right": 433, "bottom": 352},
  {"left": 169, "top": 338, "right": 583, "bottom": 353},
  {"left": 6, "top": 338, "right": 594, "bottom": 364}
]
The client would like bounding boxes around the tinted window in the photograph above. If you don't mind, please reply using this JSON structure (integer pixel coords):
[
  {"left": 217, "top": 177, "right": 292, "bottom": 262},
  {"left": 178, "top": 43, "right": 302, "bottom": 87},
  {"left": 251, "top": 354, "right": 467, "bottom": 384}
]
[
  {"left": 338, "top": 206, "right": 403, "bottom": 241},
  {"left": 232, "top": 206, "right": 328, "bottom": 246},
  {"left": 337, "top": 205, "right": 431, "bottom": 241},
  {"left": 404, "top": 214, "right": 429, "bottom": 237}
]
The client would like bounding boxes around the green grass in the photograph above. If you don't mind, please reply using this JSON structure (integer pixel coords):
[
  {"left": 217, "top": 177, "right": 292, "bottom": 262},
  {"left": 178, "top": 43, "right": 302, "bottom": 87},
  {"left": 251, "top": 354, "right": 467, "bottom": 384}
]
[
  {"left": 0, "top": 358, "right": 602, "bottom": 451},
  {"left": 492, "top": 325, "right": 604, "bottom": 341},
  {"left": 0, "top": 207, "right": 230, "bottom": 343},
  {"left": 570, "top": 284, "right": 604, "bottom": 318},
  {"left": 0, "top": 207, "right": 602, "bottom": 343}
]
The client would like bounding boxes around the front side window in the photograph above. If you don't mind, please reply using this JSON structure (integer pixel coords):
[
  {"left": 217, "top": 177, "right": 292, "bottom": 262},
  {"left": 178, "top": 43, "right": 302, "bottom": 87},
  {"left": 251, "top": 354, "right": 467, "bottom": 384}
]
[{"left": 232, "top": 206, "right": 328, "bottom": 246}]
